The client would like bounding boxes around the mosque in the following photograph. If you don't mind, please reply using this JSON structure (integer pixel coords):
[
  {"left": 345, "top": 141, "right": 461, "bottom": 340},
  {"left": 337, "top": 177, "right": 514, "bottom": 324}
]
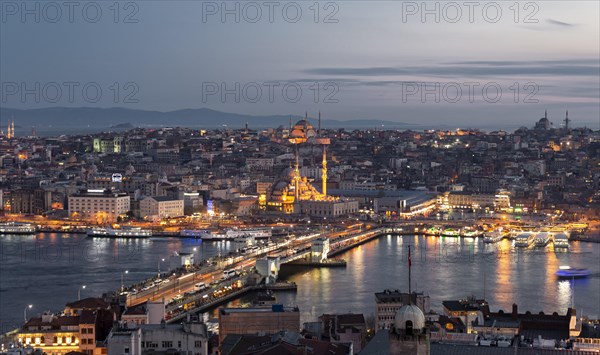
[{"left": 264, "top": 114, "right": 358, "bottom": 217}]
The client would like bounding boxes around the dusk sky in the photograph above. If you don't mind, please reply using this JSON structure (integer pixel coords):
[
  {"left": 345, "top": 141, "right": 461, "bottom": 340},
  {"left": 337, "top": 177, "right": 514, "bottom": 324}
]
[{"left": 1, "top": 1, "right": 599, "bottom": 128}]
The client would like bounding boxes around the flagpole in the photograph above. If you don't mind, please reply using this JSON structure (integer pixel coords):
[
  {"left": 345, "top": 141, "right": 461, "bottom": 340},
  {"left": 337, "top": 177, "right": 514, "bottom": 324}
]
[{"left": 408, "top": 245, "right": 412, "bottom": 297}]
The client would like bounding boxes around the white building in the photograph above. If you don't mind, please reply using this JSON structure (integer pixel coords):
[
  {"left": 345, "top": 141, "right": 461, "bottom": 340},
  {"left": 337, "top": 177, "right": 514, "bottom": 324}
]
[
  {"left": 298, "top": 198, "right": 359, "bottom": 217},
  {"left": 107, "top": 321, "right": 208, "bottom": 355},
  {"left": 139, "top": 196, "right": 184, "bottom": 220},
  {"left": 68, "top": 189, "right": 130, "bottom": 223},
  {"left": 122, "top": 300, "right": 166, "bottom": 327}
]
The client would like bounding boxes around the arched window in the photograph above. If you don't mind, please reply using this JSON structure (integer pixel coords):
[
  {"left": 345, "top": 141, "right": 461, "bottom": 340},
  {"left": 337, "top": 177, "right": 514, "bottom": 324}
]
[{"left": 405, "top": 320, "right": 414, "bottom": 336}]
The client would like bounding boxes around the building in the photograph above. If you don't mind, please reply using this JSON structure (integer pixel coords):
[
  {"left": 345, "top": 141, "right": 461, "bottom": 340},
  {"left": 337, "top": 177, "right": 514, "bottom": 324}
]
[
  {"left": 218, "top": 305, "right": 300, "bottom": 344},
  {"left": 375, "top": 290, "right": 431, "bottom": 330},
  {"left": 139, "top": 196, "right": 184, "bottom": 220},
  {"left": 17, "top": 305, "right": 115, "bottom": 355},
  {"left": 264, "top": 117, "right": 353, "bottom": 216},
  {"left": 8, "top": 189, "right": 52, "bottom": 214},
  {"left": 361, "top": 304, "right": 430, "bottom": 355},
  {"left": 442, "top": 297, "right": 487, "bottom": 334},
  {"left": 68, "top": 189, "right": 130, "bottom": 223},
  {"left": 220, "top": 332, "right": 352, "bottom": 355},
  {"left": 121, "top": 301, "right": 166, "bottom": 327},
  {"left": 106, "top": 320, "right": 208, "bottom": 355},
  {"left": 445, "top": 192, "right": 510, "bottom": 210},
  {"left": 472, "top": 303, "right": 581, "bottom": 344},
  {"left": 534, "top": 110, "right": 552, "bottom": 130},
  {"left": 373, "top": 192, "right": 437, "bottom": 217},
  {"left": 318, "top": 313, "right": 367, "bottom": 353},
  {"left": 298, "top": 198, "right": 359, "bottom": 217}
]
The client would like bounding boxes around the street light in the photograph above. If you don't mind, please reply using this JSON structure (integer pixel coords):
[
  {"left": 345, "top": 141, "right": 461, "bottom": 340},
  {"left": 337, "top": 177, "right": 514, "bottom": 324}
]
[
  {"left": 78, "top": 285, "right": 86, "bottom": 300},
  {"left": 158, "top": 258, "right": 165, "bottom": 278},
  {"left": 121, "top": 270, "right": 129, "bottom": 292},
  {"left": 24, "top": 304, "right": 32, "bottom": 322}
]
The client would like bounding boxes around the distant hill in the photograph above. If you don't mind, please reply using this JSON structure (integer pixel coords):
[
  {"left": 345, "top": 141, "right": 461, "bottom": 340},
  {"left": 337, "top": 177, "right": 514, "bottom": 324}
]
[{"left": 0, "top": 107, "right": 412, "bottom": 132}]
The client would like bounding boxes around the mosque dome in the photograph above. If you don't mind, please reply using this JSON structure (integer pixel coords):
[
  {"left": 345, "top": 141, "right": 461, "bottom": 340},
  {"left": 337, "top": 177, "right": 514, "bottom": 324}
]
[
  {"left": 394, "top": 304, "right": 425, "bottom": 334},
  {"left": 290, "top": 119, "right": 316, "bottom": 140}
]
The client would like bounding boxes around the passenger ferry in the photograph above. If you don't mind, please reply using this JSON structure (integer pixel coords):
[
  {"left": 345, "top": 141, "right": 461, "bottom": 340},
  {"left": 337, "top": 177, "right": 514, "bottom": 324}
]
[
  {"left": 0, "top": 222, "right": 36, "bottom": 235},
  {"left": 441, "top": 228, "right": 460, "bottom": 237},
  {"left": 534, "top": 232, "right": 551, "bottom": 247},
  {"left": 553, "top": 233, "right": 569, "bottom": 249},
  {"left": 555, "top": 266, "right": 591, "bottom": 279},
  {"left": 483, "top": 231, "right": 503, "bottom": 244},
  {"left": 514, "top": 233, "right": 536, "bottom": 247},
  {"left": 187, "top": 228, "right": 272, "bottom": 241},
  {"left": 460, "top": 227, "right": 482, "bottom": 238},
  {"left": 87, "top": 226, "right": 152, "bottom": 238}
]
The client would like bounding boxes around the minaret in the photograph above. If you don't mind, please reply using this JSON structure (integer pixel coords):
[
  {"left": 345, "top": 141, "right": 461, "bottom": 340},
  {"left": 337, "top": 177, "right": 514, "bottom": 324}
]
[
  {"left": 545, "top": 109, "right": 547, "bottom": 119},
  {"left": 11, "top": 120, "right": 15, "bottom": 138},
  {"left": 564, "top": 110, "right": 570, "bottom": 130},
  {"left": 318, "top": 111, "right": 321, "bottom": 135},
  {"left": 322, "top": 145, "right": 327, "bottom": 197},
  {"left": 294, "top": 144, "right": 300, "bottom": 200}
]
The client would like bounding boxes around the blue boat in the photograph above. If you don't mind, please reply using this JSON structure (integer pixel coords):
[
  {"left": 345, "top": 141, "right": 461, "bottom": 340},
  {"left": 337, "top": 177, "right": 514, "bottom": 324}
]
[{"left": 555, "top": 266, "right": 591, "bottom": 278}]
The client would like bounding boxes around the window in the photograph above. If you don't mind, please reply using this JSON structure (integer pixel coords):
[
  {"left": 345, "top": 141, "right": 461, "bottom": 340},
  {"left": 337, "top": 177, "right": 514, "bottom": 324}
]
[
  {"left": 195, "top": 340, "right": 202, "bottom": 348},
  {"left": 162, "top": 341, "right": 173, "bottom": 348},
  {"left": 124, "top": 346, "right": 130, "bottom": 353},
  {"left": 178, "top": 340, "right": 182, "bottom": 348}
]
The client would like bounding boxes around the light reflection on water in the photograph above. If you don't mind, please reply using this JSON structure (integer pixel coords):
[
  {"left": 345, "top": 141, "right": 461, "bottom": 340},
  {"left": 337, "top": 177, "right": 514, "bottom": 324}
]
[{"left": 1, "top": 233, "right": 599, "bottom": 329}]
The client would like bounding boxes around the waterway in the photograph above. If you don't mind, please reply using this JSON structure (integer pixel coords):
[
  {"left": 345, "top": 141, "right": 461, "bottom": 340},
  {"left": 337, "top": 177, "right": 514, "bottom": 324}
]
[{"left": 1, "top": 233, "right": 599, "bottom": 331}]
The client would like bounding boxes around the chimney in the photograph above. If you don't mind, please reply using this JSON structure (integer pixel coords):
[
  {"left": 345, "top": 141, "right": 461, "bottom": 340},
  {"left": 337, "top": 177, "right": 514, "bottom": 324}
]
[{"left": 512, "top": 304, "right": 518, "bottom": 320}]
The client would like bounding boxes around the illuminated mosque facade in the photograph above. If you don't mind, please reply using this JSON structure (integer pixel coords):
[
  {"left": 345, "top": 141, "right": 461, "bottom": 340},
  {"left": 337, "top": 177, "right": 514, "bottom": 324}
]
[{"left": 263, "top": 113, "right": 358, "bottom": 217}]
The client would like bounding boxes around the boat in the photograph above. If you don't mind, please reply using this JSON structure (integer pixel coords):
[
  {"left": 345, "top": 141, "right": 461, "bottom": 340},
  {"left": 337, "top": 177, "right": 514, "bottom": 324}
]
[
  {"left": 425, "top": 226, "right": 442, "bottom": 235},
  {"left": 553, "top": 233, "right": 569, "bottom": 249},
  {"left": 179, "top": 229, "right": 210, "bottom": 238},
  {"left": 441, "top": 228, "right": 460, "bottom": 237},
  {"left": 460, "top": 227, "right": 482, "bottom": 238},
  {"left": 0, "top": 222, "right": 36, "bottom": 235},
  {"left": 514, "top": 233, "right": 536, "bottom": 247},
  {"left": 186, "top": 227, "right": 272, "bottom": 241},
  {"left": 483, "top": 231, "right": 503, "bottom": 244},
  {"left": 87, "top": 226, "right": 152, "bottom": 238},
  {"left": 555, "top": 266, "right": 591, "bottom": 279},
  {"left": 534, "top": 232, "right": 551, "bottom": 247}
]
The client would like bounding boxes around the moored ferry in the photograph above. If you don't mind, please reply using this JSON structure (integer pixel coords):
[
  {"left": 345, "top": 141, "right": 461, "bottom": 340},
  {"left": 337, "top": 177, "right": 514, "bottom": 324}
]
[
  {"left": 460, "top": 227, "right": 482, "bottom": 238},
  {"left": 87, "top": 226, "right": 152, "bottom": 238},
  {"left": 441, "top": 228, "right": 460, "bottom": 237},
  {"left": 514, "top": 233, "right": 536, "bottom": 247},
  {"left": 179, "top": 229, "right": 211, "bottom": 238},
  {"left": 0, "top": 222, "right": 37, "bottom": 235},
  {"left": 483, "top": 231, "right": 503, "bottom": 244},
  {"left": 189, "top": 227, "right": 272, "bottom": 241},
  {"left": 553, "top": 233, "right": 570, "bottom": 249}
]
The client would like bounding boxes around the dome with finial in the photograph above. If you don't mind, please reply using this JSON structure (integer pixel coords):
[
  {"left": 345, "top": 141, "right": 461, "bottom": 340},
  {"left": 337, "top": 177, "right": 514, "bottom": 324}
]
[{"left": 394, "top": 304, "right": 425, "bottom": 334}]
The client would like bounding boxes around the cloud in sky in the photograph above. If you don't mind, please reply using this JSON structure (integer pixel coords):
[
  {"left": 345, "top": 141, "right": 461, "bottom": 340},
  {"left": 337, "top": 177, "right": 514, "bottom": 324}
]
[
  {"left": 304, "top": 59, "right": 600, "bottom": 78},
  {"left": 0, "top": 1, "right": 598, "bottom": 127},
  {"left": 547, "top": 19, "right": 575, "bottom": 27}
]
